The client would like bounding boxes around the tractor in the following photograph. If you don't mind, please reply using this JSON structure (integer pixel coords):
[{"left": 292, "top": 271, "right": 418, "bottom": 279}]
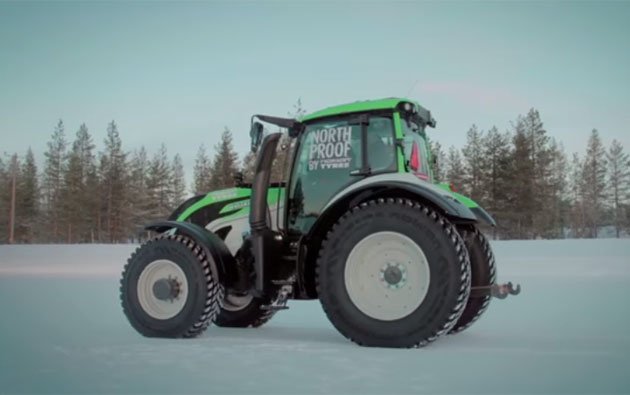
[{"left": 120, "top": 98, "right": 520, "bottom": 348}]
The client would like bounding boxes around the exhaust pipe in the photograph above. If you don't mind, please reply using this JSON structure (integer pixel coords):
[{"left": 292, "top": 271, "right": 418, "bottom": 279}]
[{"left": 249, "top": 132, "right": 281, "bottom": 293}]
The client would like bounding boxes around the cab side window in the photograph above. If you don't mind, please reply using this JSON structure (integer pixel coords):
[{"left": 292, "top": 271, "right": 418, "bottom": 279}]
[{"left": 354, "top": 116, "right": 397, "bottom": 173}]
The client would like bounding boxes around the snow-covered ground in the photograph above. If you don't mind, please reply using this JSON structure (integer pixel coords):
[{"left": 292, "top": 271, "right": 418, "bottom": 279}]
[{"left": 1, "top": 239, "right": 629, "bottom": 394}]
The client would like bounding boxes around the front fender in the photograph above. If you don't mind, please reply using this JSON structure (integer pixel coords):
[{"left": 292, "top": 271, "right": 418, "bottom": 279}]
[{"left": 145, "top": 221, "right": 237, "bottom": 287}]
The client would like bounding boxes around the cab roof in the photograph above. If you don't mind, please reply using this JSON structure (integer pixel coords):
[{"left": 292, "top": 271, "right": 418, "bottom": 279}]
[{"left": 300, "top": 97, "right": 424, "bottom": 123}]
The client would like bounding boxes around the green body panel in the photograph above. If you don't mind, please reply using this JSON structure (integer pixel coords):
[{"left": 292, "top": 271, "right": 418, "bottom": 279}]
[
  {"left": 176, "top": 187, "right": 285, "bottom": 223},
  {"left": 301, "top": 97, "right": 419, "bottom": 122},
  {"left": 177, "top": 188, "right": 250, "bottom": 222}
]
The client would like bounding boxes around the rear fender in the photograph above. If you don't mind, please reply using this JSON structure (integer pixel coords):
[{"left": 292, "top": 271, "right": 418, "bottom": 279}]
[
  {"left": 321, "top": 173, "right": 478, "bottom": 223},
  {"left": 436, "top": 183, "right": 496, "bottom": 227}
]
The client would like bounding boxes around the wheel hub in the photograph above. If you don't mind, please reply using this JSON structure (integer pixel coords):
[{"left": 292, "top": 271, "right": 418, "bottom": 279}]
[
  {"left": 137, "top": 259, "right": 189, "bottom": 320},
  {"left": 152, "top": 277, "right": 181, "bottom": 301},
  {"left": 380, "top": 263, "right": 407, "bottom": 289}
]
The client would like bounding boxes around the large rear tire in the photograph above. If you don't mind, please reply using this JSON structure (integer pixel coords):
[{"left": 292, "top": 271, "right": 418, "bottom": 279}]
[
  {"left": 120, "top": 234, "right": 224, "bottom": 338},
  {"left": 317, "top": 198, "right": 471, "bottom": 348},
  {"left": 449, "top": 225, "right": 496, "bottom": 334}
]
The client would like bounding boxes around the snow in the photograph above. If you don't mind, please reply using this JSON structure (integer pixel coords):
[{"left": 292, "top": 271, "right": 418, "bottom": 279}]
[{"left": 1, "top": 239, "right": 629, "bottom": 394}]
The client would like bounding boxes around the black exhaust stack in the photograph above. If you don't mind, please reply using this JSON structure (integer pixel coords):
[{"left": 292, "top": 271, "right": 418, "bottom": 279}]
[{"left": 249, "top": 132, "right": 281, "bottom": 294}]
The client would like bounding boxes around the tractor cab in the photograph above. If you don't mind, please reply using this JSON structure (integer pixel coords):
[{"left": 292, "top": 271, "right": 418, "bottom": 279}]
[{"left": 250, "top": 99, "right": 439, "bottom": 235}]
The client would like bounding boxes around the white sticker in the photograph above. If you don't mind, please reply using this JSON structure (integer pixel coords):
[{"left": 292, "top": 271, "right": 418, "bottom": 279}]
[{"left": 308, "top": 126, "right": 353, "bottom": 171}]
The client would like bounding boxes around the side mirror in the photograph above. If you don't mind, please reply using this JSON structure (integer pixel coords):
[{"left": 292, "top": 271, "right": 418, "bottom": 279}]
[{"left": 250, "top": 122, "right": 264, "bottom": 152}]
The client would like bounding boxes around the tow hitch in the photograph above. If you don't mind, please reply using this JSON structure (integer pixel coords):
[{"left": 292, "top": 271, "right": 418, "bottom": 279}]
[{"left": 471, "top": 282, "right": 521, "bottom": 299}]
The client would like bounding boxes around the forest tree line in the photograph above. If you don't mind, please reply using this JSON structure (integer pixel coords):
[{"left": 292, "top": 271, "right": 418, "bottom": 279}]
[
  {"left": 1, "top": 104, "right": 628, "bottom": 243},
  {"left": 429, "top": 109, "right": 629, "bottom": 239},
  {"left": 0, "top": 119, "right": 254, "bottom": 244}
]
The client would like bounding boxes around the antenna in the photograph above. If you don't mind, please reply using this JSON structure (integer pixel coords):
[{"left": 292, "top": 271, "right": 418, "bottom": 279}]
[{"left": 406, "top": 79, "right": 419, "bottom": 97}]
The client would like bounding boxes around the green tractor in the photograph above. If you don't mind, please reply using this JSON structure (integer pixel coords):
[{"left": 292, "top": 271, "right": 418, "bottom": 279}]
[{"left": 120, "top": 98, "right": 519, "bottom": 348}]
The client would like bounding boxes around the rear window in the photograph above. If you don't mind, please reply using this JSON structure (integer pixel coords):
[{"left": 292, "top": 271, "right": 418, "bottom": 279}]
[{"left": 401, "top": 121, "right": 431, "bottom": 180}]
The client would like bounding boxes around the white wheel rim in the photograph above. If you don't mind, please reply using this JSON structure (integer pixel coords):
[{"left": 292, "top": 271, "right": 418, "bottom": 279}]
[
  {"left": 344, "top": 231, "right": 430, "bottom": 321},
  {"left": 222, "top": 292, "right": 254, "bottom": 312},
  {"left": 137, "top": 259, "right": 189, "bottom": 320}
]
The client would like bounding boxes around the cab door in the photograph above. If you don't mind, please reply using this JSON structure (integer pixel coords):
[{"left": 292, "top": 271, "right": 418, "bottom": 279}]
[{"left": 287, "top": 114, "right": 397, "bottom": 234}]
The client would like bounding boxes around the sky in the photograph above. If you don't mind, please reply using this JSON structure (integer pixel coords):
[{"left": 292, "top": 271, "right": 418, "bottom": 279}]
[{"left": 1, "top": 1, "right": 629, "bottom": 186}]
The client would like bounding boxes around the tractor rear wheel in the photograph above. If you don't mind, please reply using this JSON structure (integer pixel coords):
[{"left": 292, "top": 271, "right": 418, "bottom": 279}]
[
  {"left": 317, "top": 198, "right": 471, "bottom": 348},
  {"left": 213, "top": 291, "right": 276, "bottom": 328},
  {"left": 449, "top": 225, "right": 496, "bottom": 334},
  {"left": 120, "top": 234, "right": 224, "bottom": 338}
]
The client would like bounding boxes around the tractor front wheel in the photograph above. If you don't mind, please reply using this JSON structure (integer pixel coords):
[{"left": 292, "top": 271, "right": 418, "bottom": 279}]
[
  {"left": 317, "top": 198, "right": 471, "bottom": 348},
  {"left": 120, "top": 234, "right": 224, "bottom": 338}
]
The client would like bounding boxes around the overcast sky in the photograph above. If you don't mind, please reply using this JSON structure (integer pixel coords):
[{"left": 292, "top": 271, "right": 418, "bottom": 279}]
[{"left": 1, "top": 1, "right": 629, "bottom": 185}]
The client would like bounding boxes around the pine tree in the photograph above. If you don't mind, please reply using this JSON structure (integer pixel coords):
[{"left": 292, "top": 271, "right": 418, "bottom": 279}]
[
  {"left": 127, "top": 147, "right": 151, "bottom": 241},
  {"left": 62, "top": 124, "right": 95, "bottom": 242},
  {"left": 429, "top": 140, "right": 446, "bottom": 182},
  {"left": 544, "top": 140, "right": 568, "bottom": 238},
  {"left": 0, "top": 156, "right": 7, "bottom": 242},
  {"left": 568, "top": 153, "right": 586, "bottom": 237},
  {"left": 6, "top": 154, "right": 20, "bottom": 244},
  {"left": 99, "top": 121, "right": 128, "bottom": 242},
  {"left": 606, "top": 139, "right": 630, "bottom": 238},
  {"left": 506, "top": 119, "right": 534, "bottom": 239},
  {"left": 146, "top": 144, "right": 172, "bottom": 221},
  {"left": 85, "top": 161, "right": 100, "bottom": 242},
  {"left": 17, "top": 148, "right": 39, "bottom": 242},
  {"left": 42, "top": 120, "right": 67, "bottom": 242},
  {"left": 523, "top": 109, "right": 552, "bottom": 238},
  {"left": 171, "top": 153, "right": 186, "bottom": 208},
  {"left": 581, "top": 129, "right": 607, "bottom": 238},
  {"left": 461, "top": 125, "right": 485, "bottom": 202},
  {"left": 481, "top": 126, "right": 511, "bottom": 238},
  {"left": 61, "top": 155, "right": 80, "bottom": 242},
  {"left": 192, "top": 145, "right": 212, "bottom": 195},
  {"left": 241, "top": 150, "right": 257, "bottom": 184},
  {"left": 209, "top": 128, "right": 239, "bottom": 189},
  {"left": 445, "top": 146, "right": 466, "bottom": 193}
]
